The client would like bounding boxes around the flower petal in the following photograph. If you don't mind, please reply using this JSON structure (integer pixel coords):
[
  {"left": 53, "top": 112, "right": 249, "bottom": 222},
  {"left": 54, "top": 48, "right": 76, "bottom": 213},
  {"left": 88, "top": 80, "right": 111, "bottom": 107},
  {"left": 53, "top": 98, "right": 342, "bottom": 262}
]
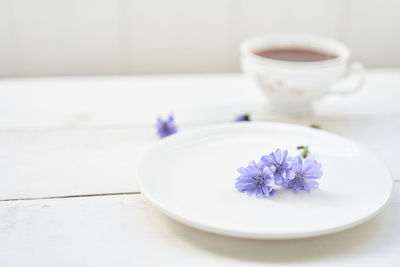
[
  {"left": 282, "top": 149, "right": 288, "bottom": 162},
  {"left": 261, "top": 155, "right": 273, "bottom": 166},
  {"left": 262, "top": 166, "right": 274, "bottom": 176},
  {"left": 237, "top": 167, "right": 251, "bottom": 175}
]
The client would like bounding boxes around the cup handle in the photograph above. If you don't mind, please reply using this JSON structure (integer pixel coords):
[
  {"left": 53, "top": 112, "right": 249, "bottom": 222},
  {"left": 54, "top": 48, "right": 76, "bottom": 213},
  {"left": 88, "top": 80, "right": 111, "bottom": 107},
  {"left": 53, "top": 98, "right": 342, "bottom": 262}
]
[{"left": 329, "top": 62, "right": 365, "bottom": 95}]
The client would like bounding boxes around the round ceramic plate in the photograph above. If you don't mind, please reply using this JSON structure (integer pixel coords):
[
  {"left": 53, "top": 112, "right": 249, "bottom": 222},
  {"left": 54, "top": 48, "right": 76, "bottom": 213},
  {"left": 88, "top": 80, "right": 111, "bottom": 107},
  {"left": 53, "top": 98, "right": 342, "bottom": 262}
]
[{"left": 137, "top": 123, "right": 393, "bottom": 239}]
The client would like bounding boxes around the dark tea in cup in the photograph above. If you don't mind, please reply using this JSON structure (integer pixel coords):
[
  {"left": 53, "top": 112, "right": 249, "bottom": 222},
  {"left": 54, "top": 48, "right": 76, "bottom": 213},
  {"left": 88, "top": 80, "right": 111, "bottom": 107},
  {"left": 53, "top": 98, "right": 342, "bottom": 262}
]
[{"left": 255, "top": 48, "right": 337, "bottom": 62}]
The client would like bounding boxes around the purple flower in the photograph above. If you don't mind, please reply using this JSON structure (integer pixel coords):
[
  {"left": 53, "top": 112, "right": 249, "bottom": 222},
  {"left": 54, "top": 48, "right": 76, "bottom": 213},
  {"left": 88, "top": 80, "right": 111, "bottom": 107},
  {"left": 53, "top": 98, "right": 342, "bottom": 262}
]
[
  {"left": 156, "top": 114, "right": 177, "bottom": 138},
  {"left": 235, "top": 114, "right": 250, "bottom": 122},
  {"left": 283, "top": 156, "right": 322, "bottom": 193},
  {"left": 260, "top": 149, "right": 292, "bottom": 186},
  {"left": 235, "top": 161, "right": 275, "bottom": 198}
]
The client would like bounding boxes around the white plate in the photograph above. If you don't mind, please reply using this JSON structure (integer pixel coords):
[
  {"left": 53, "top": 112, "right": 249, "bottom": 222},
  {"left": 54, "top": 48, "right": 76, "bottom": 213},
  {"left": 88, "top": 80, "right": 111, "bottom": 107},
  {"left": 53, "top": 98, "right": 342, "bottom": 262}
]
[{"left": 137, "top": 123, "right": 393, "bottom": 239}]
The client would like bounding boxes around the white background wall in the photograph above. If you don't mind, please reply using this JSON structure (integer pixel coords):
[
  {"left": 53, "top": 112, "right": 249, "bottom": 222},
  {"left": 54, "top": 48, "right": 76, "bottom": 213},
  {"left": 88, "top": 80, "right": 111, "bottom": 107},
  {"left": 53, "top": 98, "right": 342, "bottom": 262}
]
[{"left": 0, "top": 0, "right": 399, "bottom": 77}]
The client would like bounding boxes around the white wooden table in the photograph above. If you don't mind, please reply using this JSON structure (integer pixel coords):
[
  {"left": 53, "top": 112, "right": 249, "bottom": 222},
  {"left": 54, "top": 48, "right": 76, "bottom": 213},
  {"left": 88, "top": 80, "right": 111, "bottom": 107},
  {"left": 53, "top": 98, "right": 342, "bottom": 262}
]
[{"left": 0, "top": 70, "right": 399, "bottom": 266}]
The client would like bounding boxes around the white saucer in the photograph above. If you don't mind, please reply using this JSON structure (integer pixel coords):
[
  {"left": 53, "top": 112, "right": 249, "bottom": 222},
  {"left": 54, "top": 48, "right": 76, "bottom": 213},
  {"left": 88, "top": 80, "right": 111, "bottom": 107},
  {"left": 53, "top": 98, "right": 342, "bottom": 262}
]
[{"left": 137, "top": 123, "right": 393, "bottom": 239}]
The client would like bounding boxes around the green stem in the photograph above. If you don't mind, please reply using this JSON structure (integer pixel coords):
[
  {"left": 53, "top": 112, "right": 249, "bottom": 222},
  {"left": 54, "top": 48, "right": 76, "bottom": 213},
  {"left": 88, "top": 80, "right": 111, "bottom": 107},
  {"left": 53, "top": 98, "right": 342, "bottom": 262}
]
[{"left": 297, "top": 145, "right": 309, "bottom": 159}]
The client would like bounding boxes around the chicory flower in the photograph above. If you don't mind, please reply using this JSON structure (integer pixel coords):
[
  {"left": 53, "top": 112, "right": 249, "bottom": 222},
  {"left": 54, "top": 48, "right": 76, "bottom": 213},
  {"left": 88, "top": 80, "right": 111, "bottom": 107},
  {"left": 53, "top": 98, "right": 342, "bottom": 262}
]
[
  {"left": 156, "top": 114, "right": 177, "bottom": 138},
  {"left": 235, "top": 114, "right": 250, "bottom": 122},
  {"left": 260, "top": 149, "right": 292, "bottom": 185},
  {"left": 235, "top": 161, "right": 275, "bottom": 198},
  {"left": 283, "top": 156, "right": 322, "bottom": 193}
]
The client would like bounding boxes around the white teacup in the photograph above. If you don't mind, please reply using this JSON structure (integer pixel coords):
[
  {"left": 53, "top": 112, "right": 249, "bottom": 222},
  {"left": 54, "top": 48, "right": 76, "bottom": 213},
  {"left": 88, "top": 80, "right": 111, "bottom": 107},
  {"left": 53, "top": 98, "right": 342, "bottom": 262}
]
[{"left": 240, "top": 34, "right": 364, "bottom": 115}]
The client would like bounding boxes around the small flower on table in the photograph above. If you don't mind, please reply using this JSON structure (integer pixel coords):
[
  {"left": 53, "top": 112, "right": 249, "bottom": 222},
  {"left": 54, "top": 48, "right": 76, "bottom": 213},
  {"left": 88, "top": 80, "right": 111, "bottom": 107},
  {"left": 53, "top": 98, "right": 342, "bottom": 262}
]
[
  {"left": 156, "top": 114, "right": 178, "bottom": 138},
  {"left": 235, "top": 114, "right": 250, "bottom": 122}
]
